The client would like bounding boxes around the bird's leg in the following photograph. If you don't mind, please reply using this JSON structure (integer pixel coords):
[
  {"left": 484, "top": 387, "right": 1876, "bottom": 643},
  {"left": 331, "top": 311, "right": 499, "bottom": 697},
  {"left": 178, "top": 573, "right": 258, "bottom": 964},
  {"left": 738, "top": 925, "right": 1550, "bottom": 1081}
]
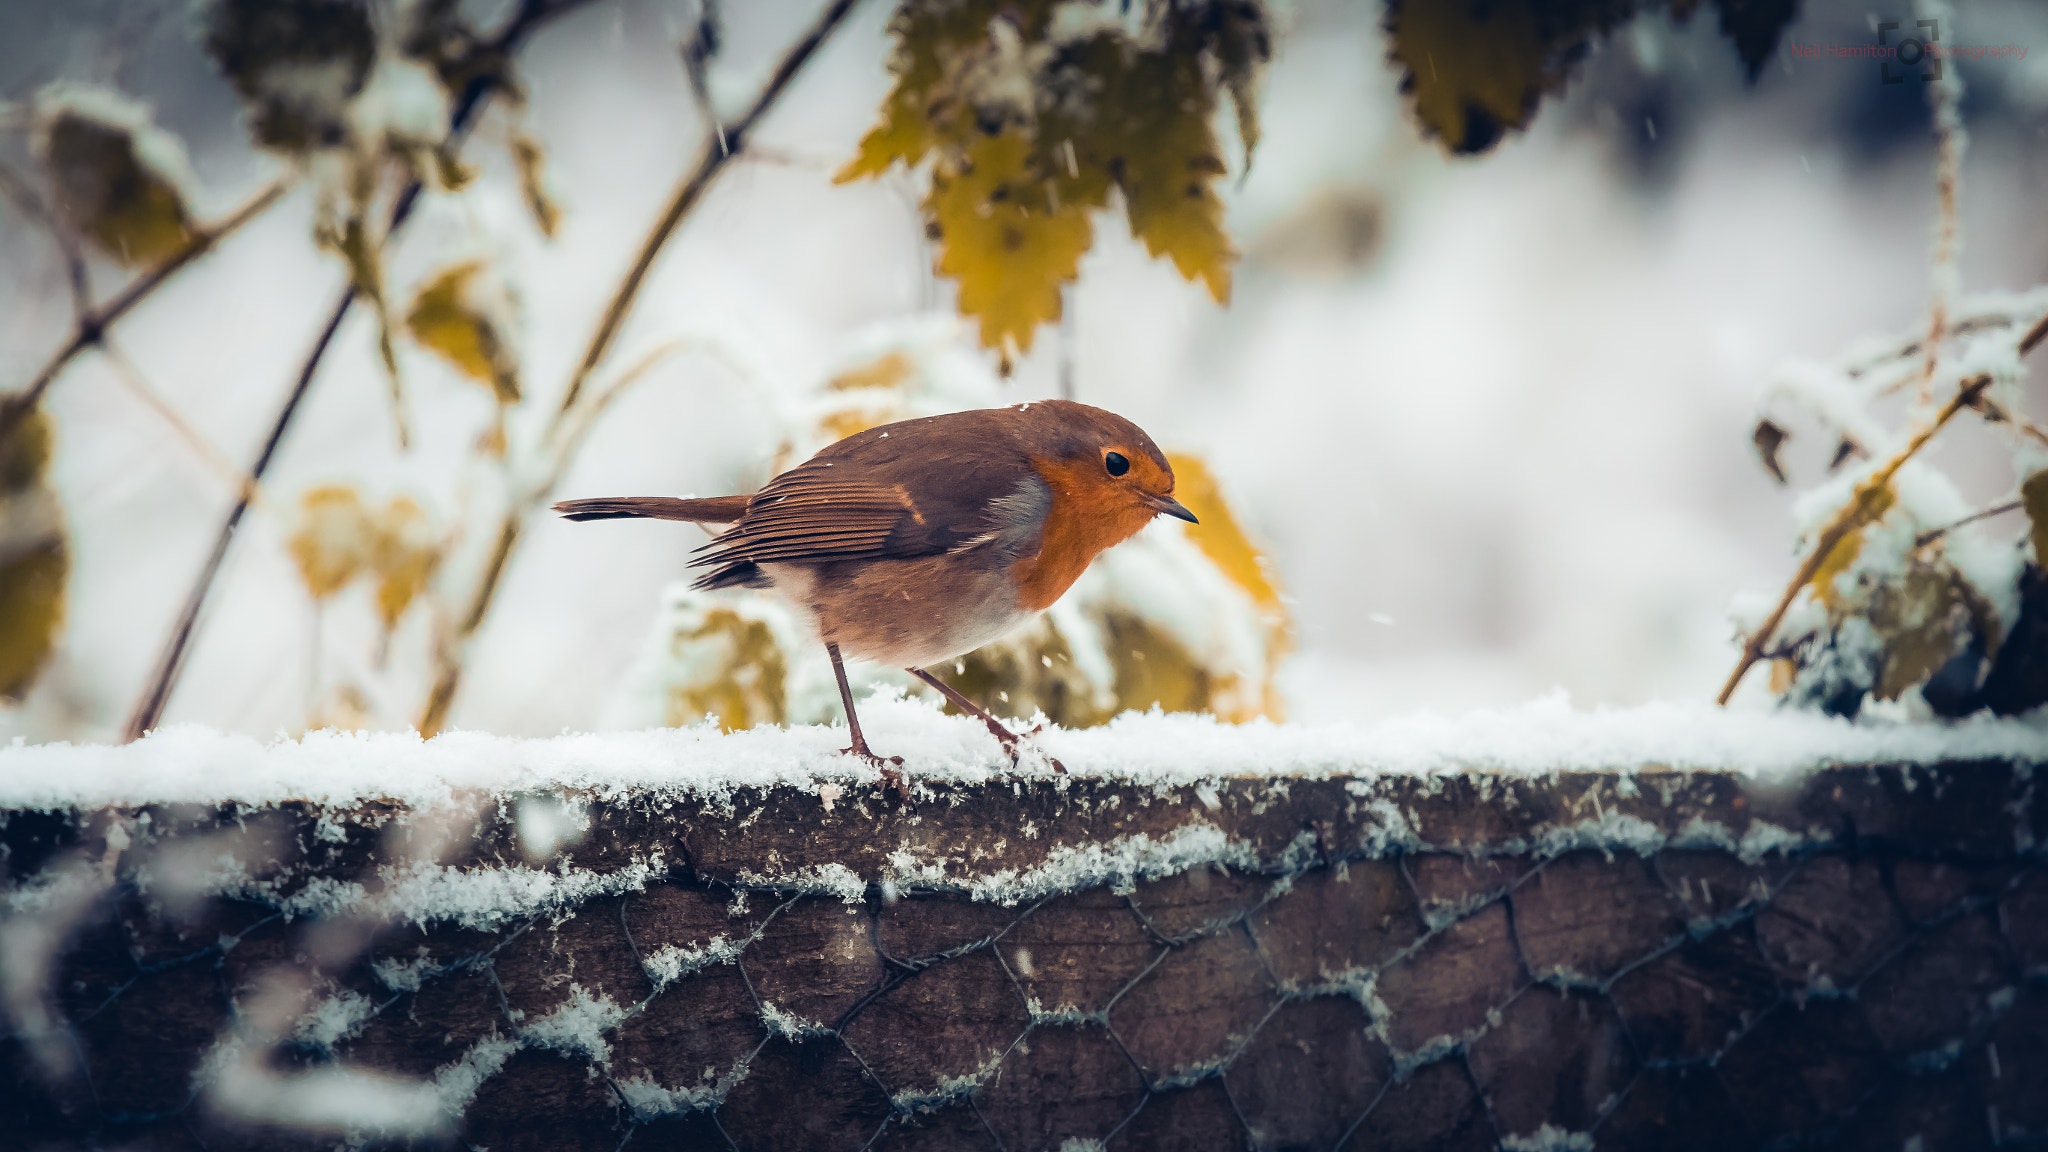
[
  {"left": 906, "top": 667, "right": 1066, "bottom": 774},
  {"left": 828, "top": 643, "right": 909, "bottom": 804}
]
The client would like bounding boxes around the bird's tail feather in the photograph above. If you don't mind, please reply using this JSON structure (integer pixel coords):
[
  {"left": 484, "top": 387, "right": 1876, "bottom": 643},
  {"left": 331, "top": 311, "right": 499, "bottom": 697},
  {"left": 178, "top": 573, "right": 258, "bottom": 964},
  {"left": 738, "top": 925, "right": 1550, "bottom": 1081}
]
[{"left": 554, "top": 495, "right": 749, "bottom": 523}]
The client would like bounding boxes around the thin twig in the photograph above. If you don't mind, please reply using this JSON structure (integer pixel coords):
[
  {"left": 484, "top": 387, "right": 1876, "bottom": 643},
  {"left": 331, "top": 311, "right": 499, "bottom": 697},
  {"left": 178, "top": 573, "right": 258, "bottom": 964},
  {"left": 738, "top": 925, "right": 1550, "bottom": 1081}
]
[
  {"left": 542, "top": 339, "right": 695, "bottom": 477},
  {"left": 418, "top": 0, "right": 862, "bottom": 737},
  {"left": 681, "top": 0, "right": 729, "bottom": 157},
  {"left": 0, "top": 159, "right": 90, "bottom": 319},
  {"left": 557, "top": 0, "right": 860, "bottom": 417},
  {"left": 1, "top": 178, "right": 289, "bottom": 444},
  {"left": 123, "top": 0, "right": 600, "bottom": 740},
  {"left": 1717, "top": 373, "right": 1994, "bottom": 706},
  {"left": 99, "top": 338, "right": 265, "bottom": 505},
  {"left": 1915, "top": 499, "right": 2023, "bottom": 549}
]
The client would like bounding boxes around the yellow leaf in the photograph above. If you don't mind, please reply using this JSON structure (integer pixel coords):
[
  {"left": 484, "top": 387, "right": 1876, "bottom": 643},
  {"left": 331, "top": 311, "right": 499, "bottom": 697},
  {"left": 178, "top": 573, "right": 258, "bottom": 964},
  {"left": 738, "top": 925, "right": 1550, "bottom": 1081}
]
[
  {"left": 928, "top": 131, "right": 1095, "bottom": 360},
  {"left": 2024, "top": 469, "right": 2048, "bottom": 570},
  {"left": 665, "top": 608, "right": 790, "bottom": 733},
  {"left": 1082, "top": 35, "right": 1236, "bottom": 302},
  {"left": 0, "top": 410, "right": 66, "bottom": 703},
  {"left": 827, "top": 350, "right": 915, "bottom": 393},
  {"left": 839, "top": 3, "right": 1262, "bottom": 356},
  {"left": 1808, "top": 478, "right": 1896, "bottom": 611},
  {"left": 39, "top": 109, "right": 196, "bottom": 267},
  {"left": 934, "top": 616, "right": 1113, "bottom": 729},
  {"left": 833, "top": 0, "right": 1016, "bottom": 183},
  {"left": 1104, "top": 609, "right": 1218, "bottom": 717},
  {"left": 370, "top": 495, "right": 438, "bottom": 631},
  {"left": 1165, "top": 453, "right": 1283, "bottom": 614},
  {"left": 0, "top": 543, "right": 68, "bottom": 704},
  {"left": 405, "top": 261, "right": 521, "bottom": 403},
  {"left": 289, "top": 485, "right": 372, "bottom": 600}
]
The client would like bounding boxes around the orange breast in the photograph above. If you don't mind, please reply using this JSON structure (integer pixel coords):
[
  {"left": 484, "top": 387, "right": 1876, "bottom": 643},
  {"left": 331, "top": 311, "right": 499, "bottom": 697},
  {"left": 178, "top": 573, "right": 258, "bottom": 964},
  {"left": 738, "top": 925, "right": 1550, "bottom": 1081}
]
[{"left": 1010, "top": 455, "right": 1158, "bottom": 611}]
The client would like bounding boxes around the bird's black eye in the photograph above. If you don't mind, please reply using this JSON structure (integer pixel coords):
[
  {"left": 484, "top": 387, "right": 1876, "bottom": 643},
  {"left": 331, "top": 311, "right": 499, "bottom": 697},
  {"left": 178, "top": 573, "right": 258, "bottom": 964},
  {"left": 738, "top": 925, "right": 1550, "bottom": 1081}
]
[{"left": 1104, "top": 451, "right": 1130, "bottom": 477}]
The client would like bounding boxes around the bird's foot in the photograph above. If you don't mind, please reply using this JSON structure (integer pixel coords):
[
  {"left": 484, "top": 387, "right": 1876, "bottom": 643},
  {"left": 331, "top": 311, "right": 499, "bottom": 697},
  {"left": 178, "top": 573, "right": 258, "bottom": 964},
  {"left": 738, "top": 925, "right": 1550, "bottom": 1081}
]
[
  {"left": 842, "top": 746, "right": 913, "bottom": 808},
  {"left": 984, "top": 723, "right": 1065, "bottom": 775}
]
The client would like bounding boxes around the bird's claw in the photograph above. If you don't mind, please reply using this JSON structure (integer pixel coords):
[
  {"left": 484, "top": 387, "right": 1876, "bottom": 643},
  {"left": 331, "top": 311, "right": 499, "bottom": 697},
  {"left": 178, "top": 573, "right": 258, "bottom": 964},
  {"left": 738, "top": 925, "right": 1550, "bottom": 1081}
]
[
  {"left": 842, "top": 747, "right": 913, "bottom": 808},
  {"left": 996, "top": 732, "right": 1065, "bottom": 775}
]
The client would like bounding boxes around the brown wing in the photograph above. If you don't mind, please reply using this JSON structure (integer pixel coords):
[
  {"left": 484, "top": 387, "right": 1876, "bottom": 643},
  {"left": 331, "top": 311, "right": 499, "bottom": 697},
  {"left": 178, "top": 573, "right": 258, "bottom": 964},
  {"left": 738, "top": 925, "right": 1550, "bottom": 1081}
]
[{"left": 690, "top": 409, "right": 1046, "bottom": 571}]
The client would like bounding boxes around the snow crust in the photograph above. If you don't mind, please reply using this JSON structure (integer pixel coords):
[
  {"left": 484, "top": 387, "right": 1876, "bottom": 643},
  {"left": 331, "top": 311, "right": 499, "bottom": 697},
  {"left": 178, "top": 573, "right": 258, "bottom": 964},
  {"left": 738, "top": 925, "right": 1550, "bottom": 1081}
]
[{"left": 1, "top": 694, "right": 2043, "bottom": 811}]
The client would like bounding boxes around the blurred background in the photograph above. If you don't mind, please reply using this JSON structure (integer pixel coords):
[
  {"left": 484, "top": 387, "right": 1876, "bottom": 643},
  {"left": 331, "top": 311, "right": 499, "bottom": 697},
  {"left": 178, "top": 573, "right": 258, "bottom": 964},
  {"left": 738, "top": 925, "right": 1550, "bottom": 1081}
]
[{"left": 2, "top": 0, "right": 2046, "bottom": 742}]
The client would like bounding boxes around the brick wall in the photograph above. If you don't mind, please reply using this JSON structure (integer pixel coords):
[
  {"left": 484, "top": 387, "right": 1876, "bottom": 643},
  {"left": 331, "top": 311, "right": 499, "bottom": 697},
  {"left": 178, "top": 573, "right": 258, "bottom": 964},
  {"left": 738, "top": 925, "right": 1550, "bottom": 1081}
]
[{"left": 2, "top": 759, "right": 2043, "bottom": 1150}]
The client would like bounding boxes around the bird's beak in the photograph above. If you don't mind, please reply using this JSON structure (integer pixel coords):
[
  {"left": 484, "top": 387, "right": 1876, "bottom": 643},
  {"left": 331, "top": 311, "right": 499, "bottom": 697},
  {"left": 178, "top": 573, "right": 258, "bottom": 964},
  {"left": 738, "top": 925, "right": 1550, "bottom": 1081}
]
[{"left": 1145, "top": 493, "right": 1199, "bottom": 524}]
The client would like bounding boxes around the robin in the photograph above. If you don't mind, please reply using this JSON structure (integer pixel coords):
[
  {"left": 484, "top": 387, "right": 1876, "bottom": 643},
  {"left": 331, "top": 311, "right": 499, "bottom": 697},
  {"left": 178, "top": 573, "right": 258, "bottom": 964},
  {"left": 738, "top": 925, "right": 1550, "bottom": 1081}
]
[{"left": 555, "top": 399, "right": 1196, "bottom": 794}]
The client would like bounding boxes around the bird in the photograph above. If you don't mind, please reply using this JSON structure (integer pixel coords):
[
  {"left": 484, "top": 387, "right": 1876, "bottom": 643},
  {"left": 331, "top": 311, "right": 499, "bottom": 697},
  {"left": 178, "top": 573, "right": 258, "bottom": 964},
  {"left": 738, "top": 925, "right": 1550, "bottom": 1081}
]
[{"left": 555, "top": 399, "right": 1196, "bottom": 797}]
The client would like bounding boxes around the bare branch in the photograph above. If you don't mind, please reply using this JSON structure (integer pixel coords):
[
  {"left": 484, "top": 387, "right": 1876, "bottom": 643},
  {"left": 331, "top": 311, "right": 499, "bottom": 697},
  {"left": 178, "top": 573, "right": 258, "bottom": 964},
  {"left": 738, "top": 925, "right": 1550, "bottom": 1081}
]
[
  {"left": 0, "top": 177, "right": 290, "bottom": 443},
  {"left": 1914, "top": 499, "right": 2023, "bottom": 549}
]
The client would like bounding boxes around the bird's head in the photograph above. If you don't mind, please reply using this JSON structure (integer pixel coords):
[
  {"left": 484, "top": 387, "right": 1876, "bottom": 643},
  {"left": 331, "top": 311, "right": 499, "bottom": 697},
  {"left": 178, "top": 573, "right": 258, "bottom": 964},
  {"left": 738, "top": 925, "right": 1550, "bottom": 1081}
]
[{"left": 1010, "top": 399, "right": 1197, "bottom": 528}]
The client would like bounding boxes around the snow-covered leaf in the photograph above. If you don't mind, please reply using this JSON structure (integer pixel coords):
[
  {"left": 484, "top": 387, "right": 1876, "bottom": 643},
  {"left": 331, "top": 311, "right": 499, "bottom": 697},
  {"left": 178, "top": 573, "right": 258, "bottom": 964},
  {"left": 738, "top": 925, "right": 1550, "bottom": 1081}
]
[
  {"left": 33, "top": 88, "right": 197, "bottom": 267},
  {"left": 199, "top": 0, "right": 377, "bottom": 153},
  {"left": 1866, "top": 560, "right": 1966, "bottom": 702}
]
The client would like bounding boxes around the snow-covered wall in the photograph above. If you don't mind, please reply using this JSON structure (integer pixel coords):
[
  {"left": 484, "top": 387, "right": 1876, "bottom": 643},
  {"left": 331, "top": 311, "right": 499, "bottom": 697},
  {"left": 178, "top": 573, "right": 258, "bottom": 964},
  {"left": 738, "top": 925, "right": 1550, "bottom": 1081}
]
[{"left": 3, "top": 703, "right": 2046, "bottom": 1150}]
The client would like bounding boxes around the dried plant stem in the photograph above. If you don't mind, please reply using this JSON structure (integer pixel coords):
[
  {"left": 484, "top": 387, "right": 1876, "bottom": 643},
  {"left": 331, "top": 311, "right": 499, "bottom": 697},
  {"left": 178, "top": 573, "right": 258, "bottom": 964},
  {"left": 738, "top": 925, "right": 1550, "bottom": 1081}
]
[
  {"left": 1916, "top": 0, "right": 1964, "bottom": 407},
  {"left": 418, "top": 0, "right": 861, "bottom": 737},
  {"left": 1915, "top": 499, "right": 2023, "bottom": 548},
  {"left": 0, "top": 178, "right": 289, "bottom": 442},
  {"left": 1717, "top": 373, "right": 1994, "bottom": 706},
  {"left": 125, "top": 291, "right": 356, "bottom": 741},
  {"left": 123, "top": 0, "right": 602, "bottom": 741},
  {"left": 100, "top": 339, "right": 265, "bottom": 506}
]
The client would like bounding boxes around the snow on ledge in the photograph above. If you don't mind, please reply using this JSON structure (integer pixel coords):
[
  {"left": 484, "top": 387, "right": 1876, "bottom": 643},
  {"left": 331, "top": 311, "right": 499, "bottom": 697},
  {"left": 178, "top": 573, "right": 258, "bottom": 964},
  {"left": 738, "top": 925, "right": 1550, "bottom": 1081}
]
[{"left": 0, "top": 693, "right": 2043, "bottom": 811}]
